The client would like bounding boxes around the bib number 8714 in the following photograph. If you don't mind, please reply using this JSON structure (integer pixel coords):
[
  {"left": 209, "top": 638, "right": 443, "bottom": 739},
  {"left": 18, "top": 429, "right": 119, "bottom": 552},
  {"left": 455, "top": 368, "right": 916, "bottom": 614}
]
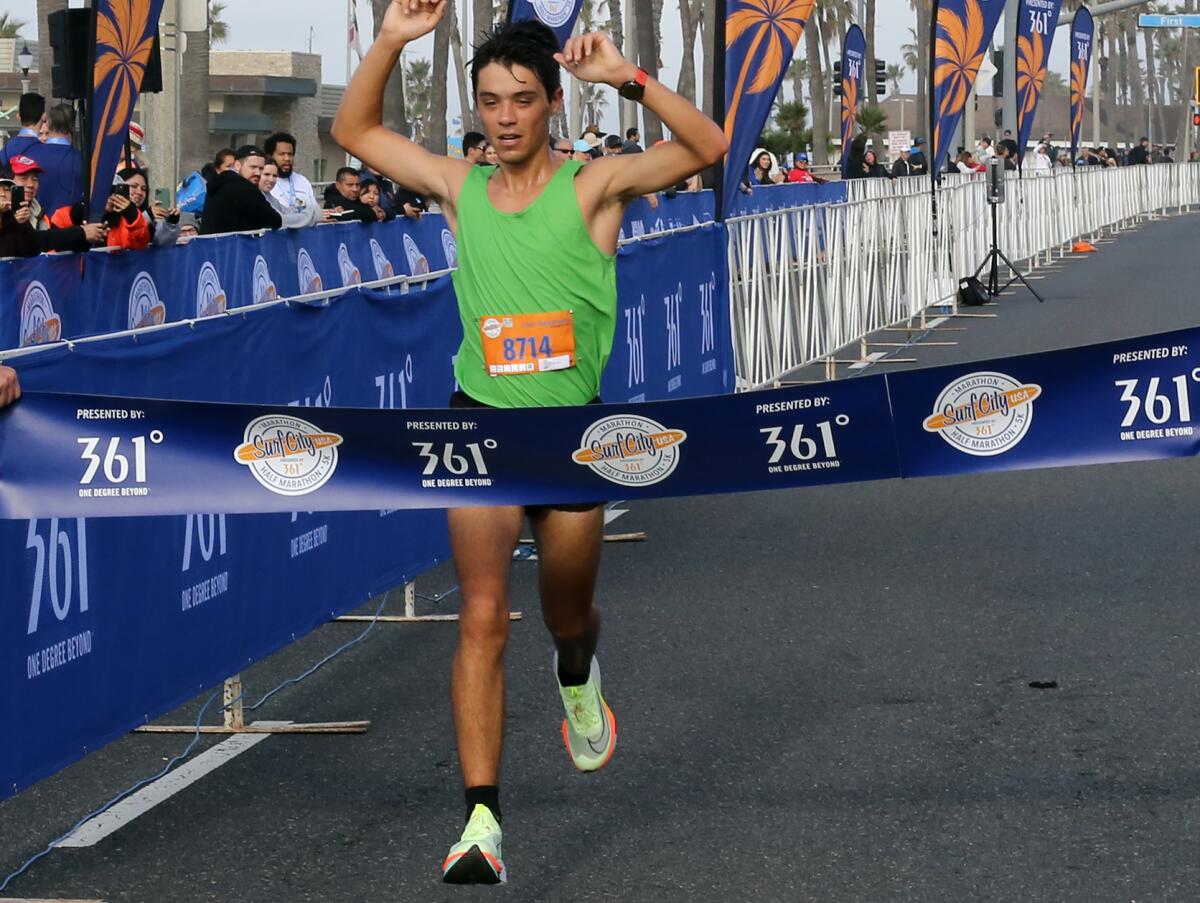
[{"left": 504, "top": 336, "right": 553, "bottom": 361}]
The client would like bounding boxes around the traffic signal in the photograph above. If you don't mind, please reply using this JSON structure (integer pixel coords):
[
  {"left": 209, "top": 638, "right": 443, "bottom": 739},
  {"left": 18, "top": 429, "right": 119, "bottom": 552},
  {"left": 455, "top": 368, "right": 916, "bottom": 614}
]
[
  {"left": 993, "top": 49, "right": 1005, "bottom": 96},
  {"left": 875, "top": 59, "right": 887, "bottom": 97},
  {"left": 1193, "top": 110, "right": 1200, "bottom": 128},
  {"left": 833, "top": 60, "right": 843, "bottom": 97}
]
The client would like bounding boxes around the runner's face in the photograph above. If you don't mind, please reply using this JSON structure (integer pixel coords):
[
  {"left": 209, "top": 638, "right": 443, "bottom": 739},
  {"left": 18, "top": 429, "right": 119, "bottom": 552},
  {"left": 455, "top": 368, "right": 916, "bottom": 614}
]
[{"left": 476, "top": 62, "right": 561, "bottom": 165}]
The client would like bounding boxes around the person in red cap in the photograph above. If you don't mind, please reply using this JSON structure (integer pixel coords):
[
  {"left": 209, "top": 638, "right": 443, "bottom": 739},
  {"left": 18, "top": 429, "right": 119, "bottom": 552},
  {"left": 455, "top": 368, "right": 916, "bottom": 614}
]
[{"left": 9, "top": 156, "right": 108, "bottom": 252}]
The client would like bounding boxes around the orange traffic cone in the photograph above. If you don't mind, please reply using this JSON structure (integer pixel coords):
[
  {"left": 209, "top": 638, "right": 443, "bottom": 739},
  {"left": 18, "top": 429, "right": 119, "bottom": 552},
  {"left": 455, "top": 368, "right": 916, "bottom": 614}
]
[{"left": 1072, "top": 240, "right": 1097, "bottom": 253}]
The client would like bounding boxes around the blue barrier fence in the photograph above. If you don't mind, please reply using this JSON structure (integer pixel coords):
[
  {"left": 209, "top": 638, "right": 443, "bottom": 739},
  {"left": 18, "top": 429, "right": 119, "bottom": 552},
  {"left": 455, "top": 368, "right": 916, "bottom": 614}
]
[
  {"left": 0, "top": 222, "right": 733, "bottom": 798},
  {"left": 2, "top": 183, "right": 846, "bottom": 352}
]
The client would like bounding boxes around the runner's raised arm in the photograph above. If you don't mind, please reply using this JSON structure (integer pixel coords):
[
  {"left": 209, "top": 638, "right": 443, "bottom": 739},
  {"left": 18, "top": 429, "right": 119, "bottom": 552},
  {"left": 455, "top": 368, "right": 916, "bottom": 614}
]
[
  {"left": 332, "top": 0, "right": 470, "bottom": 216},
  {"left": 559, "top": 33, "right": 728, "bottom": 202}
]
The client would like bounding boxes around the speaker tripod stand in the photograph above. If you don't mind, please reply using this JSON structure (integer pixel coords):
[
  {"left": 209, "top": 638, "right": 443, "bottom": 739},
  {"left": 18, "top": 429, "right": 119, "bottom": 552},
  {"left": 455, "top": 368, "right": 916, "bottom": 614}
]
[{"left": 973, "top": 193, "right": 1045, "bottom": 303}]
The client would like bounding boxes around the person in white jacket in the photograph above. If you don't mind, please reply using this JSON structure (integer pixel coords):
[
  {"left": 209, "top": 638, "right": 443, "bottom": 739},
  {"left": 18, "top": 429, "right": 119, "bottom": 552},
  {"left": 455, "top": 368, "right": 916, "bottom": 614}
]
[{"left": 264, "top": 132, "right": 320, "bottom": 228}]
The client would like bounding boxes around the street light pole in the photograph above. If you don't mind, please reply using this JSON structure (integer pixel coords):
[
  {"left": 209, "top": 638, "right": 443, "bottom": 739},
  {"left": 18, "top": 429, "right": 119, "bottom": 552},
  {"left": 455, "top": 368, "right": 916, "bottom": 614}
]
[{"left": 17, "top": 42, "right": 33, "bottom": 95}]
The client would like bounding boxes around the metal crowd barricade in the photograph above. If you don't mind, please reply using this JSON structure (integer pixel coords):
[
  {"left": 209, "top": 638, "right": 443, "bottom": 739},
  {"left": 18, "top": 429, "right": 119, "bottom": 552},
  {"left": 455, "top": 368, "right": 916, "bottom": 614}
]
[{"left": 728, "top": 162, "right": 1200, "bottom": 388}]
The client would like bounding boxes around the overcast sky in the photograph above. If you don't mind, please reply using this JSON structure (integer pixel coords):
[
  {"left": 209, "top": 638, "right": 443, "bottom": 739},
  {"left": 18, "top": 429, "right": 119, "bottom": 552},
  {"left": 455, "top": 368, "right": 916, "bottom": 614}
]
[{"left": 5, "top": 1, "right": 1075, "bottom": 132}]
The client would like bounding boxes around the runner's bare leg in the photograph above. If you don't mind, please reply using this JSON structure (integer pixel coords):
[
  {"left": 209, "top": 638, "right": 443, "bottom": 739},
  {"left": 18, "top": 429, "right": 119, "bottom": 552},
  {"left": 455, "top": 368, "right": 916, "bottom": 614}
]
[
  {"left": 528, "top": 506, "right": 605, "bottom": 676},
  {"left": 448, "top": 505, "right": 525, "bottom": 787}
]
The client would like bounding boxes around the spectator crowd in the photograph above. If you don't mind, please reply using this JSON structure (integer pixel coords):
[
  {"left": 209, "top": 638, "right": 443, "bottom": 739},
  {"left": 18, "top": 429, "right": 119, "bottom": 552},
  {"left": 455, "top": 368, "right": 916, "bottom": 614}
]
[
  {"left": 0, "top": 92, "right": 435, "bottom": 262},
  {"left": 1, "top": 84, "right": 1189, "bottom": 264}
]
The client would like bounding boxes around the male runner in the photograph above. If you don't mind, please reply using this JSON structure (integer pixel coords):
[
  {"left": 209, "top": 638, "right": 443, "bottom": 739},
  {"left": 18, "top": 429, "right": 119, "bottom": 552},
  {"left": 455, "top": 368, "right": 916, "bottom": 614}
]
[{"left": 333, "top": 3, "right": 726, "bottom": 885}]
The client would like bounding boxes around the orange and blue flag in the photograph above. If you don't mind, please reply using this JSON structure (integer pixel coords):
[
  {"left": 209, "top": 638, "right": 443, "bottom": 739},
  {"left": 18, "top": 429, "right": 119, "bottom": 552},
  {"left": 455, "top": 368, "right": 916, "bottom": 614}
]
[
  {"left": 87, "top": 0, "right": 165, "bottom": 221},
  {"left": 507, "top": 0, "right": 585, "bottom": 46},
  {"left": 930, "top": 0, "right": 1006, "bottom": 178},
  {"left": 1069, "top": 7, "right": 1095, "bottom": 160},
  {"left": 1014, "top": 0, "right": 1064, "bottom": 167},
  {"left": 721, "top": 0, "right": 814, "bottom": 218},
  {"left": 840, "top": 25, "right": 866, "bottom": 178}
]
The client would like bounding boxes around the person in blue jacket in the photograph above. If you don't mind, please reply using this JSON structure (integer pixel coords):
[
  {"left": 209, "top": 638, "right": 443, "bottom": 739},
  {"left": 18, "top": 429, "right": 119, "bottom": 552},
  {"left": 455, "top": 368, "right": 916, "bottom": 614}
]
[
  {"left": 0, "top": 93, "right": 45, "bottom": 166},
  {"left": 27, "top": 104, "right": 83, "bottom": 219}
]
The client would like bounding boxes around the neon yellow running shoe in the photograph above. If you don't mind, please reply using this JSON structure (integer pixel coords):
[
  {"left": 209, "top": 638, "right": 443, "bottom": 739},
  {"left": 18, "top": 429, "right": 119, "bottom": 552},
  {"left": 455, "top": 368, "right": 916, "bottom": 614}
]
[
  {"left": 441, "top": 804, "right": 506, "bottom": 885},
  {"left": 557, "top": 655, "right": 617, "bottom": 772}
]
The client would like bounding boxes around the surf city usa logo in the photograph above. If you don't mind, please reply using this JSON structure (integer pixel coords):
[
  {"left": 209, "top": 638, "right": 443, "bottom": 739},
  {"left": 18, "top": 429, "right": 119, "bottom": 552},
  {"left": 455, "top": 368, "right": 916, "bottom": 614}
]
[
  {"left": 573, "top": 415, "right": 687, "bottom": 487},
  {"left": 128, "top": 272, "right": 165, "bottom": 329},
  {"left": 234, "top": 415, "right": 344, "bottom": 496},
  {"left": 19, "top": 281, "right": 61, "bottom": 347},
  {"left": 923, "top": 371, "right": 1042, "bottom": 456}
]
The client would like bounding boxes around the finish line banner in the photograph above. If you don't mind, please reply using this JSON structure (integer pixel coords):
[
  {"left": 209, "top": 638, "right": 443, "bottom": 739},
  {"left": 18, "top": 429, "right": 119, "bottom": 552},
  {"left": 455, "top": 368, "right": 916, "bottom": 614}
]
[{"left": 3, "top": 328, "right": 1200, "bottom": 519}]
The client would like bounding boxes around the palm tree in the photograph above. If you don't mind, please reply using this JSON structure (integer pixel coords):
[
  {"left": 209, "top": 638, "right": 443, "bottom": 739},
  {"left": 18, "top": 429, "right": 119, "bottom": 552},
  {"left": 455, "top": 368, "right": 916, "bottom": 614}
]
[
  {"left": 180, "top": 0, "right": 211, "bottom": 175},
  {"left": 404, "top": 58, "right": 433, "bottom": 145},
  {"left": 209, "top": 2, "right": 229, "bottom": 47},
  {"left": 676, "top": 0, "right": 701, "bottom": 106},
  {"left": 580, "top": 82, "right": 610, "bottom": 126},
  {"left": 886, "top": 63, "right": 904, "bottom": 96},
  {"left": 430, "top": 13, "right": 450, "bottom": 153},
  {"left": 448, "top": 0, "right": 475, "bottom": 131},
  {"left": 1042, "top": 70, "right": 1067, "bottom": 96},
  {"left": 856, "top": 104, "right": 888, "bottom": 142},
  {"left": 634, "top": 0, "right": 663, "bottom": 142},
  {"left": 805, "top": 8, "right": 829, "bottom": 161},
  {"left": 372, "top": 0, "right": 409, "bottom": 138},
  {"left": 0, "top": 13, "right": 27, "bottom": 38},
  {"left": 864, "top": 0, "right": 876, "bottom": 113}
]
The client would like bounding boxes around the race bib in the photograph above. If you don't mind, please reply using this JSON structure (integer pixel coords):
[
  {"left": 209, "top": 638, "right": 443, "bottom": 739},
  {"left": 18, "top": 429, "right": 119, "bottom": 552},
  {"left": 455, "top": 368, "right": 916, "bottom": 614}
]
[{"left": 480, "top": 311, "right": 577, "bottom": 376}]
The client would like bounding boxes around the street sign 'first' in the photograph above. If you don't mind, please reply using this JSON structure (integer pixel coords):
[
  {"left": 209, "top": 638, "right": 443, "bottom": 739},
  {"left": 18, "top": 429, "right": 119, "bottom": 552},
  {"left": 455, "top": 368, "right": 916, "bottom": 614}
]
[{"left": 1138, "top": 14, "right": 1200, "bottom": 28}]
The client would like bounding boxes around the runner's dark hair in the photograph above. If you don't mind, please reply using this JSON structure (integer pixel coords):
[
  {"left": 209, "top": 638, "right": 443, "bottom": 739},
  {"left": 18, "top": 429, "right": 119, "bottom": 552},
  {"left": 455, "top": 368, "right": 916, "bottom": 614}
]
[{"left": 471, "top": 20, "right": 561, "bottom": 100}]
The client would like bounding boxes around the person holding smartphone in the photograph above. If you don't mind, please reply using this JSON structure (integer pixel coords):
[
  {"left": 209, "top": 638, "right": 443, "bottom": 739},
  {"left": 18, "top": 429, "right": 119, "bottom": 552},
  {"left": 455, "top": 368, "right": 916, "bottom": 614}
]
[{"left": 0, "top": 167, "right": 40, "bottom": 258}]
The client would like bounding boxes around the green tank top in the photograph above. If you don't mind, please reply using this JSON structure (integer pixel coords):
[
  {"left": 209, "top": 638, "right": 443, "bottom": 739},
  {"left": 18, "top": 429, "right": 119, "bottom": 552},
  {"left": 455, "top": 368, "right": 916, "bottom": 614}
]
[{"left": 450, "top": 161, "right": 618, "bottom": 408}]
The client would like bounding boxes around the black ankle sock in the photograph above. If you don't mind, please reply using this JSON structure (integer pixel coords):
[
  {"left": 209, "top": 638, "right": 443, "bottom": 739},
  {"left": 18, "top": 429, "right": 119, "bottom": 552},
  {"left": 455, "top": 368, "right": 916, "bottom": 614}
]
[
  {"left": 557, "top": 659, "right": 591, "bottom": 687},
  {"left": 464, "top": 785, "right": 501, "bottom": 825}
]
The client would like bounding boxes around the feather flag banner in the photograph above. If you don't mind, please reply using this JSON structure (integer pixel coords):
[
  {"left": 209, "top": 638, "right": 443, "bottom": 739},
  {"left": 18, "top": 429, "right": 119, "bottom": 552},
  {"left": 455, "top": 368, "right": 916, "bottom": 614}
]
[
  {"left": 1069, "top": 6, "right": 1095, "bottom": 160},
  {"left": 87, "top": 0, "right": 166, "bottom": 221},
  {"left": 840, "top": 24, "right": 866, "bottom": 178},
  {"left": 1014, "top": 0, "right": 1064, "bottom": 167},
  {"left": 507, "top": 0, "right": 585, "bottom": 46},
  {"left": 721, "top": 0, "right": 815, "bottom": 219},
  {"left": 930, "top": 0, "right": 1006, "bottom": 178}
]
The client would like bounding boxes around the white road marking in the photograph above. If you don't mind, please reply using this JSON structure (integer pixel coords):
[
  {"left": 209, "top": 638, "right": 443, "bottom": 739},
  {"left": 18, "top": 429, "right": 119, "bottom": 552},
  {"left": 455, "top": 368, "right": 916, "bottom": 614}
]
[
  {"left": 56, "top": 723, "right": 289, "bottom": 848},
  {"left": 849, "top": 352, "right": 887, "bottom": 370}
]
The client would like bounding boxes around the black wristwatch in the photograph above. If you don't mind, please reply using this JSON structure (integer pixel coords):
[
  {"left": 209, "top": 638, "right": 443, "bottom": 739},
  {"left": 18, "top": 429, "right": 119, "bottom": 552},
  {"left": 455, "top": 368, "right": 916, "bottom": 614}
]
[{"left": 618, "top": 68, "right": 649, "bottom": 102}]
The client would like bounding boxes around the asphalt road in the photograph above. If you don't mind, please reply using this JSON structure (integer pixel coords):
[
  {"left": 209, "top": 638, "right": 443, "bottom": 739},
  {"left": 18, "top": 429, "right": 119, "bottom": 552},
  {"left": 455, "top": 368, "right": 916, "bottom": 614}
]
[{"left": 2, "top": 211, "right": 1198, "bottom": 903}]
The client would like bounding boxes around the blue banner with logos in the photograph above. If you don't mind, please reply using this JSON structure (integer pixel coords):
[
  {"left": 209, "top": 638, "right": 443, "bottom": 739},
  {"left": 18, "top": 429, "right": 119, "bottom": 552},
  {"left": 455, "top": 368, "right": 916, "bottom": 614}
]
[
  {"left": 840, "top": 24, "right": 866, "bottom": 178},
  {"left": 1014, "top": 0, "right": 1064, "bottom": 167},
  {"left": 931, "top": 0, "right": 1007, "bottom": 178},
  {"left": 1069, "top": 7, "right": 1095, "bottom": 160},
  {"left": 506, "top": 0, "right": 584, "bottom": 46},
  {"left": 0, "top": 222, "right": 732, "bottom": 798},
  {"left": 721, "top": 0, "right": 815, "bottom": 219},
  {"left": 4, "top": 194, "right": 831, "bottom": 352},
  {"left": 7, "top": 326, "right": 1200, "bottom": 521}
]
